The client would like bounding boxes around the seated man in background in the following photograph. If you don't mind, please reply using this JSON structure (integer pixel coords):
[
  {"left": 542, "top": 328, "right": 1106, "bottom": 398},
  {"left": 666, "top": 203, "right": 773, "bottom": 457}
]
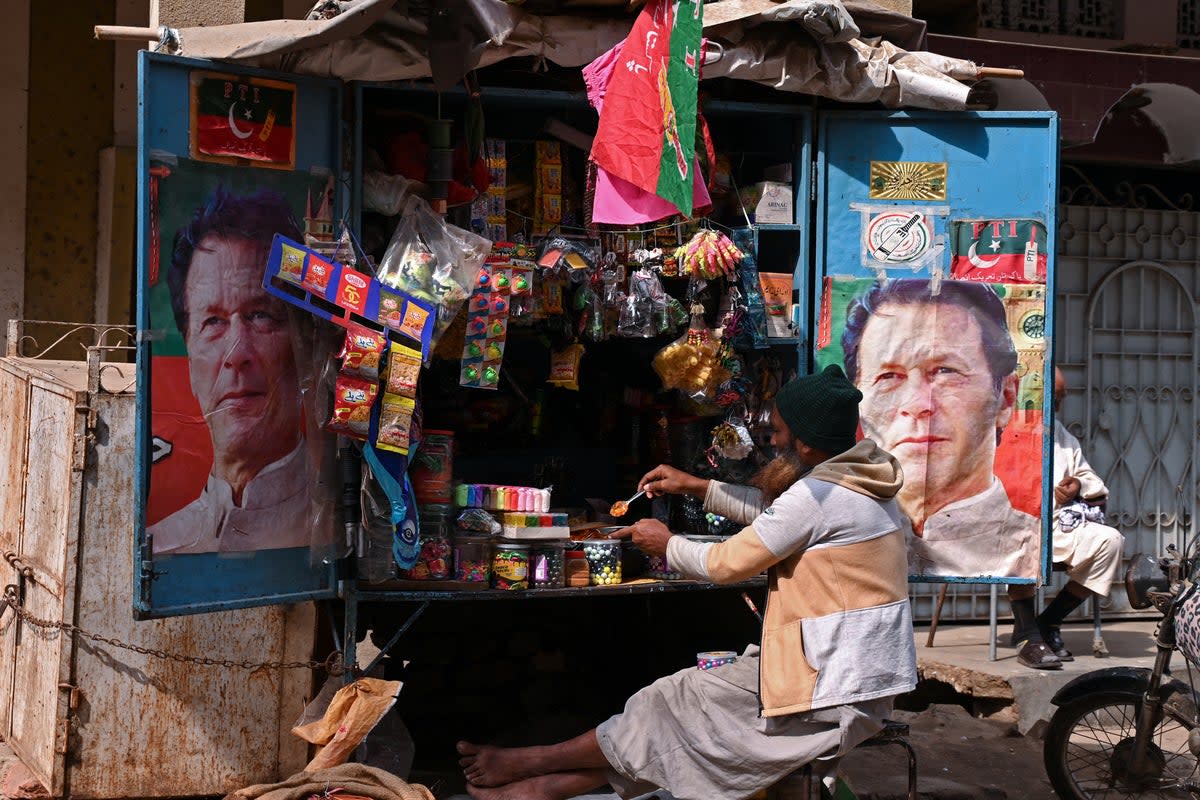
[
  {"left": 1009, "top": 368, "right": 1125, "bottom": 669},
  {"left": 456, "top": 366, "right": 917, "bottom": 800}
]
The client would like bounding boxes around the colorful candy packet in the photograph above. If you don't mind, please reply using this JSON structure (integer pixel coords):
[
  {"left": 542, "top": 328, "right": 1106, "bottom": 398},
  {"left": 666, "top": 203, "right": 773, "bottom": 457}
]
[
  {"left": 338, "top": 325, "right": 388, "bottom": 382},
  {"left": 326, "top": 375, "right": 378, "bottom": 440}
]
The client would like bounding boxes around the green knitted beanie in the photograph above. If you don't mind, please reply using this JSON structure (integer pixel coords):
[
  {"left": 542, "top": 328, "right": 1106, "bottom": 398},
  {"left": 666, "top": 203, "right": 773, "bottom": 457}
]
[{"left": 774, "top": 364, "right": 862, "bottom": 454}]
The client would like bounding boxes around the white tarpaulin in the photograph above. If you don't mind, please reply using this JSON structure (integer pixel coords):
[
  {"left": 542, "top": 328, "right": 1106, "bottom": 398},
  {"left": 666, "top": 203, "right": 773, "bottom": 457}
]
[{"left": 167, "top": 0, "right": 980, "bottom": 110}]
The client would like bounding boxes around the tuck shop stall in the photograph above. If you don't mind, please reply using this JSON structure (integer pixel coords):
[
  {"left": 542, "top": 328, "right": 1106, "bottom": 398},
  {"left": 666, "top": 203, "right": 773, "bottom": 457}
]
[{"left": 0, "top": 0, "right": 1055, "bottom": 796}]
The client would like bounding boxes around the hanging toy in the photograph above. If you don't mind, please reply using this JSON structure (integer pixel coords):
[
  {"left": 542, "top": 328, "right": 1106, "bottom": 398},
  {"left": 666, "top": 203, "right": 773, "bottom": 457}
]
[{"left": 673, "top": 229, "right": 745, "bottom": 280}]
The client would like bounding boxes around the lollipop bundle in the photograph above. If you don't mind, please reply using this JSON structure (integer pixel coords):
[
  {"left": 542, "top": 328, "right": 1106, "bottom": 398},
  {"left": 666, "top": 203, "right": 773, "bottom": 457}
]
[{"left": 673, "top": 229, "right": 745, "bottom": 280}]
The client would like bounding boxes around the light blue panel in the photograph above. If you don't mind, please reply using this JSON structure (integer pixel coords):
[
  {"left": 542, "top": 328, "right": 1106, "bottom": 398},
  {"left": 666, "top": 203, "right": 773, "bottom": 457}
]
[
  {"left": 135, "top": 52, "right": 342, "bottom": 618},
  {"left": 816, "top": 111, "right": 1059, "bottom": 585},
  {"left": 817, "top": 111, "right": 1057, "bottom": 281}
]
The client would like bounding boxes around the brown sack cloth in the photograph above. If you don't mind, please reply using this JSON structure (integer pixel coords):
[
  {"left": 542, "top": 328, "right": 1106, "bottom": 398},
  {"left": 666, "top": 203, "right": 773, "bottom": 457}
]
[
  {"left": 292, "top": 678, "right": 403, "bottom": 772},
  {"left": 224, "top": 762, "right": 433, "bottom": 800}
]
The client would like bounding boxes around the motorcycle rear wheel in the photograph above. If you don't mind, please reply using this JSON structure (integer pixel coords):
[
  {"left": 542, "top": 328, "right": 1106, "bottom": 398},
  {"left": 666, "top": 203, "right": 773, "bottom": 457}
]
[{"left": 1044, "top": 690, "right": 1200, "bottom": 799}]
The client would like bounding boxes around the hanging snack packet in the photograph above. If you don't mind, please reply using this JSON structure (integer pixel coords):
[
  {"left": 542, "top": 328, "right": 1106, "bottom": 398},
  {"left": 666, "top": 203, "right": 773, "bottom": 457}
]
[
  {"left": 327, "top": 375, "right": 379, "bottom": 440},
  {"left": 376, "top": 395, "right": 417, "bottom": 455},
  {"left": 547, "top": 343, "right": 585, "bottom": 391},
  {"left": 279, "top": 241, "right": 307, "bottom": 284},
  {"left": 338, "top": 326, "right": 388, "bottom": 382},
  {"left": 384, "top": 343, "right": 423, "bottom": 399}
]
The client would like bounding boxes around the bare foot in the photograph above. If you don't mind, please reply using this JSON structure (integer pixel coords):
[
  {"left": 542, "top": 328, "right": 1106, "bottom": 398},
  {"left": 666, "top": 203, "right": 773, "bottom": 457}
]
[
  {"left": 456, "top": 741, "right": 536, "bottom": 787},
  {"left": 465, "top": 772, "right": 607, "bottom": 800}
]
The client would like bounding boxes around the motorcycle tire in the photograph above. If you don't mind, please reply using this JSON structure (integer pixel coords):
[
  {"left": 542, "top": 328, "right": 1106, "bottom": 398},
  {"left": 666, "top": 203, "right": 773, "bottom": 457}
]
[{"left": 1043, "top": 689, "right": 1198, "bottom": 799}]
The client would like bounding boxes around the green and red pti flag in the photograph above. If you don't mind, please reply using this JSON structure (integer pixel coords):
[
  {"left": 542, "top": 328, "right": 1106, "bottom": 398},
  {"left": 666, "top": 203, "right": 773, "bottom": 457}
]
[
  {"left": 191, "top": 72, "right": 296, "bottom": 167},
  {"left": 590, "top": 0, "right": 703, "bottom": 216},
  {"left": 950, "top": 219, "right": 1048, "bottom": 284}
]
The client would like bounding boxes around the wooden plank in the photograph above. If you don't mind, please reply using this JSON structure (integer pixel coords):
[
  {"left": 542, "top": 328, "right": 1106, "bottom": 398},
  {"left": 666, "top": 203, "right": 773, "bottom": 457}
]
[
  {"left": 17, "top": 381, "right": 78, "bottom": 594},
  {"left": 0, "top": 362, "right": 30, "bottom": 740},
  {"left": 8, "top": 575, "right": 70, "bottom": 797},
  {"left": 9, "top": 380, "right": 81, "bottom": 795}
]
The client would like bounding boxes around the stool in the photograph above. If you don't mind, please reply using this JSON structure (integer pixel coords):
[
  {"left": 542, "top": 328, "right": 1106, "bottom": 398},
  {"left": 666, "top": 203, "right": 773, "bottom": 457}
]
[
  {"left": 923, "top": 566, "right": 1107, "bottom": 660},
  {"left": 768, "top": 720, "right": 917, "bottom": 800}
]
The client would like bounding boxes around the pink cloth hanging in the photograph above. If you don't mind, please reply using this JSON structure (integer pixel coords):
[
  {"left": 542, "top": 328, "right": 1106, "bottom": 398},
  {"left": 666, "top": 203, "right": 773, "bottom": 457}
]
[{"left": 583, "top": 40, "right": 712, "bottom": 225}]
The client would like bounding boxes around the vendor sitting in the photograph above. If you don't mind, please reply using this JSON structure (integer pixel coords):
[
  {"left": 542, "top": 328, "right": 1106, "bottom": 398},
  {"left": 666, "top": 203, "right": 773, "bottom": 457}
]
[{"left": 457, "top": 365, "right": 917, "bottom": 800}]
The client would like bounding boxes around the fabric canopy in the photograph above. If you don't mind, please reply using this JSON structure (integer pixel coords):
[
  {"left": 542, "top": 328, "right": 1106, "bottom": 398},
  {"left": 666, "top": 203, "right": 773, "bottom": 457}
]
[{"left": 168, "top": 0, "right": 980, "bottom": 110}]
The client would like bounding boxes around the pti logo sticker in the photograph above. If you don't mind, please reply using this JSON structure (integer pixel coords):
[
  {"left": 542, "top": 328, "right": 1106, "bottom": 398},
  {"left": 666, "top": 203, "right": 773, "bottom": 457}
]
[{"left": 865, "top": 212, "right": 932, "bottom": 264}]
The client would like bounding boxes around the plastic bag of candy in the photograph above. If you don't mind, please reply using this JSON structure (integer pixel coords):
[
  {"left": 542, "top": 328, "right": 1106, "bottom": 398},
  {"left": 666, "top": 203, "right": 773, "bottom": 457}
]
[{"left": 455, "top": 507, "right": 501, "bottom": 535}]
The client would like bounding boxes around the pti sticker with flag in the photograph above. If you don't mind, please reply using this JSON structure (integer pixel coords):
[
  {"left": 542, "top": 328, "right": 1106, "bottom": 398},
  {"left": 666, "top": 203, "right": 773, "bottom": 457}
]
[
  {"left": 589, "top": 0, "right": 703, "bottom": 216},
  {"left": 190, "top": 71, "right": 296, "bottom": 168},
  {"left": 950, "top": 219, "right": 1048, "bottom": 284}
]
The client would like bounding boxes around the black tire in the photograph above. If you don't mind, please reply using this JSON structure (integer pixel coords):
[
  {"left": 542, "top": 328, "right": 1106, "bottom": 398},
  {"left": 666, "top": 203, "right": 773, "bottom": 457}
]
[{"left": 1044, "top": 690, "right": 1199, "bottom": 799}]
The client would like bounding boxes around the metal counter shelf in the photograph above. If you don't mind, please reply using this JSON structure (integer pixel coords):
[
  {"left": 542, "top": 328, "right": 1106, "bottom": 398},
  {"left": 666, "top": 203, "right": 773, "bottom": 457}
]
[{"left": 346, "top": 576, "right": 767, "bottom": 602}]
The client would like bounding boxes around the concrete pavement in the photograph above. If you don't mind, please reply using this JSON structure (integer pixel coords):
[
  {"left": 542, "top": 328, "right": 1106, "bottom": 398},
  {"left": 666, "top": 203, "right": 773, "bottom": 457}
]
[{"left": 914, "top": 618, "right": 1161, "bottom": 735}]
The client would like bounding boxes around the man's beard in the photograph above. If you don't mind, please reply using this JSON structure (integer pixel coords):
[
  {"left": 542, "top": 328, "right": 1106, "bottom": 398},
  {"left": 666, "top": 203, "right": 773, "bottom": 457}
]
[{"left": 751, "top": 450, "right": 810, "bottom": 506}]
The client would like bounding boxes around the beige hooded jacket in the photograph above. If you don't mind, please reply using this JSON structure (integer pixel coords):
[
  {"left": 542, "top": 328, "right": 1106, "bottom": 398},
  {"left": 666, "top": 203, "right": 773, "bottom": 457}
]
[{"left": 666, "top": 440, "right": 916, "bottom": 716}]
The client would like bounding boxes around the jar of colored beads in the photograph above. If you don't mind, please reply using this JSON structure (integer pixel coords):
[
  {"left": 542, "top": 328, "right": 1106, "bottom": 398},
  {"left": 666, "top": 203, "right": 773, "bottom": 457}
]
[
  {"left": 491, "top": 542, "right": 530, "bottom": 590},
  {"left": 529, "top": 541, "right": 566, "bottom": 589},
  {"left": 454, "top": 536, "right": 492, "bottom": 583},
  {"left": 583, "top": 539, "right": 622, "bottom": 586}
]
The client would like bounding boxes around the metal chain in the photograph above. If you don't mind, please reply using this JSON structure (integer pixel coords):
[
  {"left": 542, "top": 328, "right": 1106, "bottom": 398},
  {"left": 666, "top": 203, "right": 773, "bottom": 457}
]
[{"left": 2, "top": 585, "right": 345, "bottom": 675}]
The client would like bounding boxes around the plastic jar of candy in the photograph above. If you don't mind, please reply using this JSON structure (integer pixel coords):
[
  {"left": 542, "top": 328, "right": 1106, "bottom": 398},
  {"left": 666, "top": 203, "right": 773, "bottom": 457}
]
[
  {"left": 491, "top": 542, "right": 530, "bottom": 590},
  {"left": 409, "top": 531, "right": 452, "bottom": 579},
  {"left": 529, "top": 541, "right": 566, "bottom": 589},
  {"left": 696, "top": 650, "right": 738, "bottom": 670},
  {"left": 647, "top": 553, "right": 681, "bottom": 580},
  {"left": 583, "top": 539, "right": 623, "bottom": 586},
  {"left": 564, "top": 548, "right": 590, "bottom": 587},
  {"left": 412, "top": 430, "right": 454, "bottom": 504},
  {"left": 454, "top": 536, "right": 492, "bottom": 583},
  {"left": 419, "top": 503, "right": 453, "bottom": 529}
]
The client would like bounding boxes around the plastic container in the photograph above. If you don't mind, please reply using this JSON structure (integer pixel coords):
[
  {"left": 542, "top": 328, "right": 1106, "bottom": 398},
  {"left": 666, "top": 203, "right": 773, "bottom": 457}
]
[
  {"left": 582, "top": 539, "right": 623, "bottom": 586},
  {"left": 402, "top": 531, "right": 451, "bottom": 580},
  {"left": 412, "top": 430, "right": 454, "bottom": 503},
  {"left": 418, "top": 503, "right": 453, "bottom": 534},
  {"left": 454, "top": 536, "right": 493, "bottom": 583},
  {"left": 647, "top": 553, "right": 681, "bottom": 580},
  {"left": 529, "top": 541, "right": 566, "bottom": 589},
  {"left": 564, "top": 548, "right": 590, "bottom": 587},
  {"left": 492, "top": 541, "right": 530, "bottom": 590},
  {"left": 696, "top": 650, "right": 738, "bottom": 670}
]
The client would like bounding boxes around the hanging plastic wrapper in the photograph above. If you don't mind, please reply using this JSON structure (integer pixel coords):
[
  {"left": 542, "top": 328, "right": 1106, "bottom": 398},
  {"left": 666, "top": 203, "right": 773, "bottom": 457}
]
[
  {"left": 376, "top": 194, "right": 491, "bottom": 351},
  {"left": 537, "top": 236, "right": 596, "bottom": 271},
  {"left": 547, "top": 343, "right": 585, "bottom": 390},
  {"left": 621, "top": 255, "right": 675, "bottom": 337},
  {"left": 709, "top": 416, "right": 755, "bottom": 461},
  {"left": 652, "top": 305, "right": 731, "bottom": 402},
  {"left": 618, "top": 266, "right": 657, "bottom": 338},
  {"left": 732, "top": 229, "right": 769, "bottom": 349}
]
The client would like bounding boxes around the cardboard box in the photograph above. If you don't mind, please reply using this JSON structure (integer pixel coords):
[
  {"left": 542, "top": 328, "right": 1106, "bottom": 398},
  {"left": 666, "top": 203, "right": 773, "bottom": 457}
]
[
  {"left": 759, "top": 272, "right": 795, "bottom": 338},
  {"left": 739, "top": 182, "right": 793, "bottom": 224}
]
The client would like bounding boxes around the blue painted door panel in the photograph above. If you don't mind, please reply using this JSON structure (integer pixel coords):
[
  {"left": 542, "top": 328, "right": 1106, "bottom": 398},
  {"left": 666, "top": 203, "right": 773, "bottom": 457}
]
[
  {"left": 135, "top": 52, "right": 342, "bottom": 617},
  {"left": 815, "top": 111, "right": 1059, "bottom": 584}
]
